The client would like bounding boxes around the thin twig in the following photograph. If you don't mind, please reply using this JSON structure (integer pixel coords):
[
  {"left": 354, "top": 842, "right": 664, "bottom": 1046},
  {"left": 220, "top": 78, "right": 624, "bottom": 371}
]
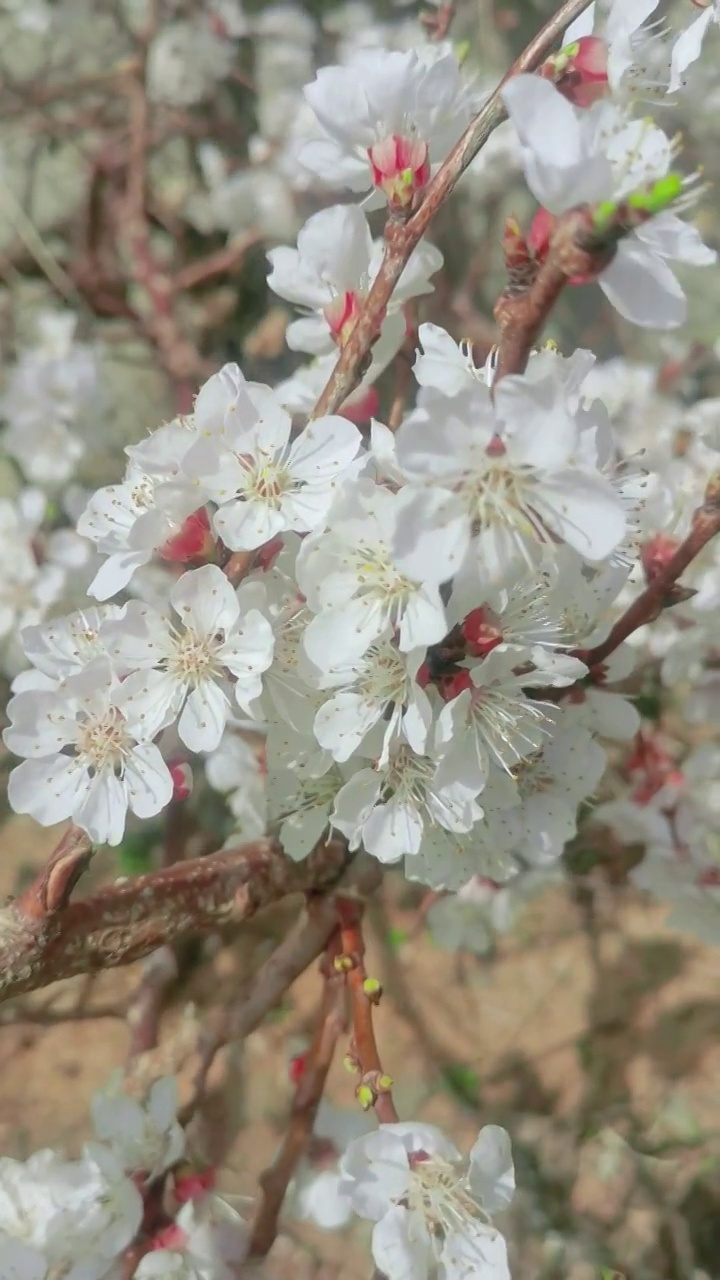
[
  {"left": 181, "top": 854, "right": 383, "bottom": 1123},
  {"left": 338, "top": 899, "right": 399, "bottom": 1124},
  {"left": 579, "top": 496, "right": 720, "bottom": 668},
  {"left": 248, "top": 957, "right": 347, "bottom": 1257}
]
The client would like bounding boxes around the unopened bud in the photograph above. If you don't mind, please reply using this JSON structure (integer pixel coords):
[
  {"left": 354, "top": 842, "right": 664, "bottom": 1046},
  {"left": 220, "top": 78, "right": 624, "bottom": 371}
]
[
  {"left": 368, "top": 134, "right": 430, "bottom": 209},
  {"left": 343, "top": 1053, "right": 361, "bottom": 1074},
  {"left": 255, "top": 535, "right": 285, "bottom": 572},
  {"left": 377, "top": 1073, "right": 394, "bottom": 1093},
  {"left": 333, "top": 953, "right": 354, "bottom": 972},
  {"left": 356, "top": 1083, "right": 375, "bottom": 1110},
  {"left": 324, "top": 290, "right": 363, "bottom": 348},
  {"left": 169, "top": 760, "right": 193, "bottom": 802},
  {"left": 362, "top": 976, "right": 383, "bottom": 1001},
  {"left": 551, "top": 37, "right": 609, "bottom": 107},
  {"left": 174, "top": 1165, "right": 216, "bottom": 1205},
  {"left": 503, "top": 215, "right": 531, "bottom": 272}
]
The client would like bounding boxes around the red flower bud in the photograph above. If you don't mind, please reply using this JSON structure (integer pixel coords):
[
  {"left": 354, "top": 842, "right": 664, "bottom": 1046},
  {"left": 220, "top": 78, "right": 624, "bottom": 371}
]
[
  {"left": 255, "top": 535, "right": 285, "bottom": 573},
  {"left": 169, "top": 761, "right": 193, "bottom": 802},
  {"left": 553, "top": 37, "right": 609, "bottom": 107},
  {"left": 367, "top": 134, "right": 430, "bottom": 208}
]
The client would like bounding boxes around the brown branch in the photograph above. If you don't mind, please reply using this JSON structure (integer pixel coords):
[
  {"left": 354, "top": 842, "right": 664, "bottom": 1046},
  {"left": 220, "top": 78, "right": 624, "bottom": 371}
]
[
  {"left": 310, "top": 0, "right": 593, "bottom": 419},
  {"left": 338, "top": 899, "right": 399, "bottom": 1124},
  {"left": 14, "top": 825, "right": 94, "bottom": 922},
  {"left": 248, "top": 959, "right": 347, "bottom": 1257},
  {"left": 181, "top": 853, "right": 382, "bottom": 1124},
  {"left": 0, "top": 836, "right": 352, "bottom": 1005},
  {"left": 172, "top": 234, "right": 263, "bottom": 292},
  {"left": 579, "top": 495, "right": 720, "bottom": 668}
]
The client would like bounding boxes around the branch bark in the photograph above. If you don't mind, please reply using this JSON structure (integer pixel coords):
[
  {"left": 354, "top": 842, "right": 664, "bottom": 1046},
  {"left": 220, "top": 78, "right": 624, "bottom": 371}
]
[
  {"left": 579, "top": 496, "right": 720, "bottom": 668},
  {"left": 0, "top": 836, "right": 352, "bottom": 1004}
]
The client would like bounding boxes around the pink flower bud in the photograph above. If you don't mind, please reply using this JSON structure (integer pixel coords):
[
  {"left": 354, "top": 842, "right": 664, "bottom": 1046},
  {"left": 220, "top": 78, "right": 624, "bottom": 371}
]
[
  {"left": 324, "top": 290, "right": 363, "bottom": 347},
  {"left": 159, "top": 507, "right": 216, "bottom": 564},
  {"left": 169, "top": 761, "right": 193, "bottom": 802},
  {"left": 552, "top": 37, "right": 609, "bottom": 107},
  {"left": 462, "top": 607, "right": 504, "bottom": 657},
  {"left": 367, "top": 134, "right": 430, "bottom": 208},
  {"left": 174, "top": 1166, "right": 217, "bottom": 1205},
  {"left": 529, "top": 208, "right": 599, "bottom": 286}
]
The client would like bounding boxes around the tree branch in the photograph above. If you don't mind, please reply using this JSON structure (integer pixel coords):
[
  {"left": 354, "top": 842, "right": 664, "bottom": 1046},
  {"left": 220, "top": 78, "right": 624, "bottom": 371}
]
[
  {"left": 338, "top": 898, "right": 399, "bottom": 1124},
  {"left": 310, "top": 0, "right": 592, "bottom": 419},
  {"left": 579, "top": 494, "right": 720, "bottom": 668},
  {"left": 0, "top": 836, "right": 352, "bottom": 1005},
  {"left": 248, "top": 959, "right": 347, "bottom": 1257}
]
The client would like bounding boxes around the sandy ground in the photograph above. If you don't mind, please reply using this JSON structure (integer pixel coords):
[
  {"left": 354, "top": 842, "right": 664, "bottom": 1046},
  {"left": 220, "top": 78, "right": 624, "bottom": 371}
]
[{"left": 1, "top": 814, "right": 719, "bottom": 1279}]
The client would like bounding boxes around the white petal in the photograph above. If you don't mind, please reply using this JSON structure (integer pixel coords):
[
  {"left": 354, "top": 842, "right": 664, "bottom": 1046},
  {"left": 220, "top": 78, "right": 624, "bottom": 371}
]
[
  {"left": 669, "top": 7, "right": 714, "bottom": 92},
  {"left": 8, "top": 755, "right": 84, "bottom": 826},
  {"left": 532, "top": 471, "right": 627, "bottom": 561},
  {"left": 363, "top": 796, "right": 424, "bottom": 862},
  {"left": 170, "top": 564, "right": 240, "bottom": 636},
  {"left": 179, "top": 681, "right": 230, "bottom": 752},
  {"left": 469, "top": 1125, "right": 516, "bottom": 1213},
  {"left": 288, "top": 416, "right": 361, "bottom": 480},
  {"left": 124, "top": 743, "right": 174, "bottom": 819},
  {"left": 599, "top": 240, "right": 687, "bottom": 329},
  {"left": 74, "top": 769, "right": 127, "bottom": 846},
  {"left": 372, "top": 1207, "right": 431, "bottom": 1280},
  {"left": 114, "top": 670, "right": 185, "bottom": 740},
  {"left": 213, "top": 498, "right": 286, "bottom": 550},
  {"left": 314, "top": 691, "right": 379, "bottom": 762}
]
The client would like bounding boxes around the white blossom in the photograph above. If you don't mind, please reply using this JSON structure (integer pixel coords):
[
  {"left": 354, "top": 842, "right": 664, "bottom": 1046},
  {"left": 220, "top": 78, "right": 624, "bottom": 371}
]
[
  {"left": 502, "top": 76, "right": 715, "bottom": 328},
  {"left": 4, "top": 659, "right": 174, "bottom": 844},
  {"left": 668, "top": 1, "right": 719, "bottom": 92},
  {"left": 298, "top": 482, "right": 448, "bottom": 666},
  {"left": 339, "top": 1122, "right": 514, "bottom": 1280},
  {"left": 91, "top": 1077, "right": 185, "bottom": 1181},
  {"left": 299, "top": 46, "right": 474, "bottom": 202},
  {"left": 393, "top": 347, "right": 627, "bottom": 587},
  {"left": 182, "top": 370, "right": 362, "bottom": 551},
  {"left": 267, "top": 204, "right": 442, "bottom": 365},
  {"left": 102, "top": 565, "right": 274, "bottom": 752}
]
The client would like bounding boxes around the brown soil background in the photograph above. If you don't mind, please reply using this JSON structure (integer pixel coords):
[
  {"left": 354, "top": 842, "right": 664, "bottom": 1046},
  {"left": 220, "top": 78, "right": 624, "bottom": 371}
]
[{"left": 2, "top": 815, "right": 719, "bottom": 1279}]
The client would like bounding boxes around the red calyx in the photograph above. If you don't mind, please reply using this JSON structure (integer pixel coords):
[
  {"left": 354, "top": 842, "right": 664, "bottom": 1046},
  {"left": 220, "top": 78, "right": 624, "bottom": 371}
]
[
  {"left": 159, "top": 507, "right": 216, "bottom": 565},
  {"left": 462, "top": 607, "right": 504, "bottom": 657}
]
